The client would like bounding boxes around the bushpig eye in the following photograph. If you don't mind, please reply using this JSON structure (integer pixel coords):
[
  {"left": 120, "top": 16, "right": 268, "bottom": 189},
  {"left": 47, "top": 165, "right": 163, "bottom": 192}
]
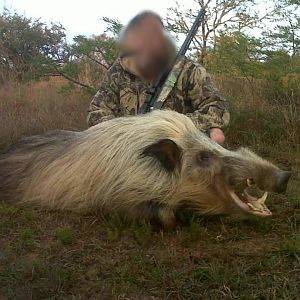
[{"left": 196, "top": 151, "right": 214, "bottom": 168}]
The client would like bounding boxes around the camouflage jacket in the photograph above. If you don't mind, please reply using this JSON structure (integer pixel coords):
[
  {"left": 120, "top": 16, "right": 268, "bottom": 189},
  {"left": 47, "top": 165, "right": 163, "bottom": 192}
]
[{"left": 87, "top": 57, "right": 230, "bottom": 131}]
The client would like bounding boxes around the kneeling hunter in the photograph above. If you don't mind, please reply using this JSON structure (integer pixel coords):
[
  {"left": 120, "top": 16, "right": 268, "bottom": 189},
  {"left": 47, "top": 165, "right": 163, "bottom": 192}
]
[{"left": 87, "top": 11, "right": 230, "bottom": 145}]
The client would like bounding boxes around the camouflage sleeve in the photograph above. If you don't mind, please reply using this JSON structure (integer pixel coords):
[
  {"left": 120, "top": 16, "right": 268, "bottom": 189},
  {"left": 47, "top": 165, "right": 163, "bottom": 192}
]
[
  {"left": 183, "top": 61, "right": 230, "bottom": 131},
  {"left": 87, "top": 62, "right": 121, "bottom": 127}
]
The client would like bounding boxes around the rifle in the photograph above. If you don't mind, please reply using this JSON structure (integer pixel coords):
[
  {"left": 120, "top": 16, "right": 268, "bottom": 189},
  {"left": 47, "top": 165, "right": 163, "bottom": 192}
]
[{"left": 138, "top": 9, "right": 206, "bottom": 114}]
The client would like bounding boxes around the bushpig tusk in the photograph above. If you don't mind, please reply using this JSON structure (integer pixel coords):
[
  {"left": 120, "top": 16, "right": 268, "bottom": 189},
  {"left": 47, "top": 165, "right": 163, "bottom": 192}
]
[{"left": 258, "top": 192, "right": 268, "bottom": 204}]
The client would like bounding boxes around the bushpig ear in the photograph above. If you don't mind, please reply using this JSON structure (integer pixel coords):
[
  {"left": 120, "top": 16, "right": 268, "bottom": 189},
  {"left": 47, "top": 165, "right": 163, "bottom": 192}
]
[{"left": 142, "top": 139, "right": 182, "bottom": 172}]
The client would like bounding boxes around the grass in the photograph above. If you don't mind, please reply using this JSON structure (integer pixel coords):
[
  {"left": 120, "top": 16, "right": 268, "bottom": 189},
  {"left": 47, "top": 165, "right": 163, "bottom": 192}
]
[
  {"left": 0, "top": 78, "right": 90, "bottom": 149},
  {"left": 56, "top": 228, "right": 76, "bottom": 245},
  {"left": 0, "top": 78, "right": 299, "bottom": 299},
  {"left": 1, "top": 201, "right": 299, "bottom": 299}
]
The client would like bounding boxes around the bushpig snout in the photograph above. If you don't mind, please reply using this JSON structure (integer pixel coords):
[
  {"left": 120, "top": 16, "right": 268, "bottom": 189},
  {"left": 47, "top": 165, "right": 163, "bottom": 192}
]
[{"left": 274, "top": 170, "right": 291, "bottom": 193}]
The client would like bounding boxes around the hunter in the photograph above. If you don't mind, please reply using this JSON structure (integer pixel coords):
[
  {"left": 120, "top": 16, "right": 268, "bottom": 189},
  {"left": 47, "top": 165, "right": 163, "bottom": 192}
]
[{"left": 87, "top": 11, "right": 230, "bottom": 145}]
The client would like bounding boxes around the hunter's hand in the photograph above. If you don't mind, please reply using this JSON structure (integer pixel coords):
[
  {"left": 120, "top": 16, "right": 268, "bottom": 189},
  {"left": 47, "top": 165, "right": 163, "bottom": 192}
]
[{"left": 210, "top": 128, "right": 225, "bottom": 145}]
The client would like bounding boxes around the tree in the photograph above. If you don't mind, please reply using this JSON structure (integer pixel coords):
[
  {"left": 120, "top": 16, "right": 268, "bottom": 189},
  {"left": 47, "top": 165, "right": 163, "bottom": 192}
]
[
  {"left": 207, "top": 32, "right": 263, "bottom": 80},
  {"left": 42, "top": 17, "right": 121, "bottom": 93},
  {"left": 263, "top": 0, "right": 300, "bottom": 57},
  {"left": 0, "top": 10, "right": 121, "bottom": 92},
  {"left": 40, "top": 33, "right": 120, "bottom": 92},
  {"left": 0, "top": 9, "right": 66, "bottom": 82},
  {"left": 166, "top": 0, "right": 272, "bottom": 64}
]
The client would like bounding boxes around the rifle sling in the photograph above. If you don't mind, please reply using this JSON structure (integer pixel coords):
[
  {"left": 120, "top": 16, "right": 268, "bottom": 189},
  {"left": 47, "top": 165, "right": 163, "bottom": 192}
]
[{"left": 152, "top": 56, "right": 187, "bottom": 110}]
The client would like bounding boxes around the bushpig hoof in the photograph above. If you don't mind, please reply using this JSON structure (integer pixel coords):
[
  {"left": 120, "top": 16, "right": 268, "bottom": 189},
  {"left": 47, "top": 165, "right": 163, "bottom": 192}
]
[
  {"left": 158, "top": 207, "right": 176, "bottom": 231},
  {"left": 150, "top": 206, "right": 176, "bottom": 231}
]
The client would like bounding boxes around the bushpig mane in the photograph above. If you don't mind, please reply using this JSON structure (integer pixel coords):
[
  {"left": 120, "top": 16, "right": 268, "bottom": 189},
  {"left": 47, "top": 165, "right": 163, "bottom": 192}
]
[{"left": 0, "top": 111, "right": 202, "bottom": 216}]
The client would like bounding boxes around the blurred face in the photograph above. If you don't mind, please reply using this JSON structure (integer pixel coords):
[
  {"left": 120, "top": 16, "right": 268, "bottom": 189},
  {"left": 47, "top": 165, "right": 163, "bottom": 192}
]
[{"left": 122, "top": 16, "right": 170, "bottom": 80}]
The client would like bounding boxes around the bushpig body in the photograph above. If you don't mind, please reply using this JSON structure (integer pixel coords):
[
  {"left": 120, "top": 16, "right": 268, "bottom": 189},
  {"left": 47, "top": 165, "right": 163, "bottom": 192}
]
[{"left": 0, "top": 111, "right": 290, "bottom": 229}]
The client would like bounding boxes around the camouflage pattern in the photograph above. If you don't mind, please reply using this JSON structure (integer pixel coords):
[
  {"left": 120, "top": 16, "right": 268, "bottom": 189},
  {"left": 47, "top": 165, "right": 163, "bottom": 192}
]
[
  {"left": 87, "top": 57, "right": 230, "bottom": 131},
  {"left": 151, "top": 56, "right": 186, "bottom": 110}
]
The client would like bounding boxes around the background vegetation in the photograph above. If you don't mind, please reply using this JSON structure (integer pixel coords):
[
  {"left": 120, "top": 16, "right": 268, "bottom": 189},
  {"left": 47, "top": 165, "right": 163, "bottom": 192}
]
[{"left": 0, "top": 0, "right": 299, "bottom": 299}]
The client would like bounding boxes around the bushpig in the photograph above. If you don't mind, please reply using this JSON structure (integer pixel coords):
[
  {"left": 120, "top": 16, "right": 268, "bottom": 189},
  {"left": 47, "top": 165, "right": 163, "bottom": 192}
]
[{"left": 0, "top": 110, "right": 291, "bottom": 229}]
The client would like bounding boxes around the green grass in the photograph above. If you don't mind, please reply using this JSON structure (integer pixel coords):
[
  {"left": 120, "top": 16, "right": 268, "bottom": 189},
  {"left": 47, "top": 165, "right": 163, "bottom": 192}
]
[
  {"left": 280, "top": 234, "right": 300, "bottom": 259},
  {"left": 55, "top": 227, "right": 76, "bottom": 245},
  {"left": 17, "top": 228, "right": 35, "bottom": 249},
  {"left": 1, "top": 191, "right": 299, "bottom": 299}
]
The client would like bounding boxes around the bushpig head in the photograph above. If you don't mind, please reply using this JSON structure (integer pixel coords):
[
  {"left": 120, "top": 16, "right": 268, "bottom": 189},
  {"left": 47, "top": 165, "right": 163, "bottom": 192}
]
[{"left": 142, "top": 126, "right": 291, "bottom": 218}]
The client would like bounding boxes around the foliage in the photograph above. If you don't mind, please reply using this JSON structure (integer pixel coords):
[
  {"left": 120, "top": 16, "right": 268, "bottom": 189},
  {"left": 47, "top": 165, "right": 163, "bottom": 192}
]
[
  {"left": 42, "top": 33, "right": 119, "bottom": 93},
  {"left": 205, "top": 30, "right": 300, "bottom": 106},
  {"left": 0, "top": 2, "right": 299, "bottom": 101},
  {"left": 0, "top": 10, "right": 120, "bottom": 92},
  {"left": 206, "top": 32, "right": 264, "bottom": 78},
  {"left": 263, "top": 0, "right": 300, "bottom": 56},
  {"left": 0, "top": 9, "right": 66, "bottom": 82},
  {"left": 49, "top": 17, "right": 121, "bottom": 92},
  {"left": 165, "top": 0, "right": 272, "bottom": 63}
]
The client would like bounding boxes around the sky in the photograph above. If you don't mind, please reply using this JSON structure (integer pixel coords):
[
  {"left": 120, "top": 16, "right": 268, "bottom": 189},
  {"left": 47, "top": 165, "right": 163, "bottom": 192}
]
[
  {"left": 0, "top": 0, "right": 197, "bottom": 40},
  {"left": 1, "top": 0, "right": 292, "bottom": 44}
]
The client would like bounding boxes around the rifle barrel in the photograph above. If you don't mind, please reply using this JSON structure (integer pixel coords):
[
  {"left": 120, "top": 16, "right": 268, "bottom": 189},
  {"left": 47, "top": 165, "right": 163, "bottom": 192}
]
[{"left": 177, "top": 9, "right": 206, "bottom": 58}]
